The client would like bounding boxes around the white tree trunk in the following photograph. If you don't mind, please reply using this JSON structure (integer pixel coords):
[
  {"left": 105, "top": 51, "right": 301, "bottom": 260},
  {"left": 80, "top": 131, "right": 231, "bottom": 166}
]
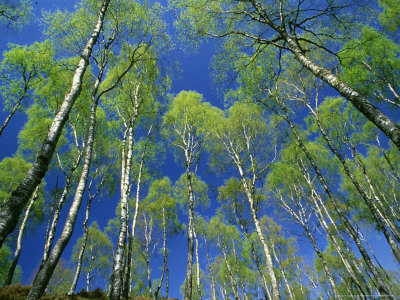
[
  {"left": 5, "top": 186, "right": 39, "bottom": 286},
  {"left": 0, "top": 0, "right": 110, "bottom": 247},
  {"left": 109, "top": 123, "right": 134, "bottom": 300},
  {"left": 26, "top": 35, "right": 107, "bottom": 297},
  {"left": 193, "top": 226, "right": 202, "bottom": 299}
]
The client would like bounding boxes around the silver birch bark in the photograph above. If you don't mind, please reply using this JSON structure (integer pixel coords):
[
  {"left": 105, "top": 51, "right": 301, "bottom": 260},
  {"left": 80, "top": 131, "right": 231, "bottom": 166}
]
[
  {"left": 109, "top": 82, "right": 141, "bottom": 300},
  {"left": 144, "top": 214, "right": 154, "bottom": 297},
  {"left": 250, "top": 241, "right": 271, "bottom": 300},
  {"left": 41, "top": 150, "right": 83, "bottom": 266},
  {"left": 182, "top": 127, "right": 200, "bottom": 300},
  {"left": 198, "top": 1, "right": 400, "bottom": 148},
  {"left": 279, "top": 104, "right": 395, "bottom": 297},
  {"left": 203, "top": 235, "right": 217, "bottom": 300},
  {"left": 272, "top": 247, "right": 294, "bottom": 300},
  {"left": 109, "top": 124, "right": 134, "bottom": 300},
  {"left": 166, "top": 268, "right": 169, "bottom": 300},
  {"left": 193, "top": 226, "right": 202, "bottom": 299},
  {"left": 5, "top": 186, "right": 39, "bottom": 286},
  {"left": 221, "top": 136, "right": 280, "bottom": 299},
  {"left": 26, "top": 62, "right": 103, "bottom": 300},
  {"left": 126, "top": 124, "right": 152, "bottom": 297},
  {"left": 184, "top": 168, "right": 195, "bottom": 300},
  {"left": 242, "top": 3, "right": 400, "bottom": 149},
  {"left": 300, "top": 171, "right": 369, "bottom": 298},
  {"left": 0, "top": 0, "right": 110, "bottom": 247},
  {"left": 278, "top": 193, "right": 339, "bottom": 299},
  {"left": 68, "top": 203, "right": 90, "bottom": 296},
  {"left": 67, "top": 173, "right": 104, "bottom": 296},
  {"left": 219, "top": 239, "right": 240, "bottom": 300},
  {"left": 154, "top": 206, "right": 167, "bottom": 300},
  {"left": 307, "top": 102, "right": 400, "bottom": 260}
]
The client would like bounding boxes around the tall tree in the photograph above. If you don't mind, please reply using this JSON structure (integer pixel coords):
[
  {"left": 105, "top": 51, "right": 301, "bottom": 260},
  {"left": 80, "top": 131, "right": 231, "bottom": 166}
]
[
  {"left": 206, "top": 101, "right": 280, "bottom": 299},
  {"left": 144, "top": 177, "right": 181, "bottom": 300},
  {"left": 163, "top": 91, "right": 215, "bottom": 300},
  {"left": 173, "top": 0, "right": 400, "bottom": 149},
  {"left": 0, "top": 0, "right": 110, "bottom": 248}
]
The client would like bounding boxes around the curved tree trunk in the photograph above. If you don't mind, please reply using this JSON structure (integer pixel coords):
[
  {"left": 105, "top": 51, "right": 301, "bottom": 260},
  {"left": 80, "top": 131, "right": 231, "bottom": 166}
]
[
  {"left": 5, "top": 186, "right": 39, "bottom": 286},
  {"left": 282, "top": 33, "right": 400, "bottom": 150},
  {"left": 25, "top": 36, "right": 108, "bottom": 298},
  {"left": 0, "top": 0, "right": 110, "bottom": 247}
]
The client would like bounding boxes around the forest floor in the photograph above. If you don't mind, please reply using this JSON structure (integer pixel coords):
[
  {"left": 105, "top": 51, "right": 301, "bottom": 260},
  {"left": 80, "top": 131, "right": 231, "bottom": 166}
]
[{"left": 0, "top": 284, "right": 179, "bottom": 300}]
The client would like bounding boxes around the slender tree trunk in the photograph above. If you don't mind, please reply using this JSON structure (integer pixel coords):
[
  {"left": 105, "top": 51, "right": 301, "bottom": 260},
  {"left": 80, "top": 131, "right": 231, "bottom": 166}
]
[
  {"left": 154, "top": 206, "right": 167, "bottom": 300},
  {"left": 0, "top": 90, "right": 27, "bottom": 136},
  {"left": 5, "top": 186, "right": 39, "bottom": 286},
  {"left": 109, "top": 123, "right": 135, "bottom": 300},
  {"left": 0, "top": 0, "right": 110, "bottom": 247},
  {"left": 68, "top": 172, "right": 104, "bottom": 296},
  {"left": 122, "top": 230, "right": 132, "bottom": 299},
  {"left": 310, "top": 105, "right": 400, "bottom": 262},
  {"left": 184, "top": 169, "right": 195, "bottom": 300},
  {"left": 220, "top": 285, "right": 227, "bottom": 300},
  {"left": 309, "top": 184, "right": 368, "bottom": 298},
  {"left": 224, "top": 135, "right": 280, "bottom": 299},
  {"left": 193, "top": 227, "right": 202, "bottom": 299},
  {"left": 166, "top": 268, "right": 169, "bottom": 300},
  {"left": 41, "top": 150, "right": 83, "bottom": 266},
  {"left": 125, "top": 124, "right": 152, "bottom": 297},
  {"left": 41, "top": 176, "right": 72, "bottom": 267},
  {"left": 68, "top": 197, "right": 94, "bottom": 295},
  {"left": 249, "top": 241, "right": 270, "bottom": 300},
  {"left": 281, "top": 107, "right": 394, "bottom": 297},
  {"left": 304, "top": 221, "right": 339, "bottom": 299},
  {"left": 204, "top": 237, "right": 217, "bottom": 300},
  {"left": 26, "top": 46, "right": 106, "bottom": 299},
  {"left": 86, "top": 272, "right": 90, "bottom": 293},
  {"left": 271, "top": 247, "right": 294, "bottom": 300},
  {"left": 218, "top": 239, "right": 240, "bottom": 300}
]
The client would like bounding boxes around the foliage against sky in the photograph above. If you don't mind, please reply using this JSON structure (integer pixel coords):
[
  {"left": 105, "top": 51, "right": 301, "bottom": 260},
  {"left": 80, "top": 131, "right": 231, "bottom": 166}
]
[{"left": 0, "top": 0, "right": 399, "bottom": 299}]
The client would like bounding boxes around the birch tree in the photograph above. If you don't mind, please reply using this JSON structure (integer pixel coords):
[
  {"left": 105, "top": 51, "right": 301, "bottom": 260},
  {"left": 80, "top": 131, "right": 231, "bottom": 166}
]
[
  {"left": 0, "top": 0, "right": 110, "bottom": 247},
  {"left": 173, "top": 0, "right": 400, "bottom": 149},
  {"left": 206, "top": 101, "right": 281, "bottom": 299},
  {"left": 163, "top": 91, "right": 216, "bottom": 300},
  {"left": 144, "top": 177, "right": 181, "bottom": 299}
]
